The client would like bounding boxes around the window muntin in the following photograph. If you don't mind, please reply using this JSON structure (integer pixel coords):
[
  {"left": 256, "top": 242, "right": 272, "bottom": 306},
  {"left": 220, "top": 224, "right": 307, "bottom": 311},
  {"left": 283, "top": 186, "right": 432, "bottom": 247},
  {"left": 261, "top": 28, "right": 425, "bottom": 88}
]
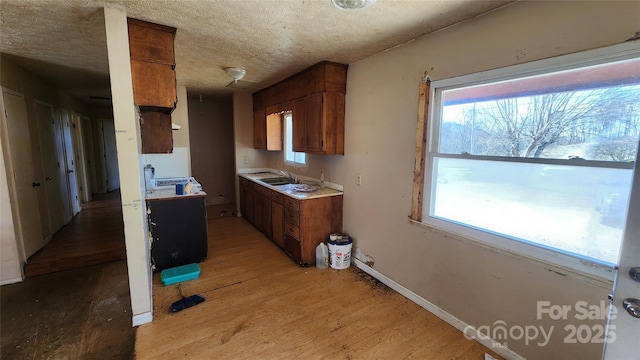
[
  {"left": 424, "top": 55, "right": 640, "bottom": 267},
  {"left": 284, "top": 112, "right": 306, "bottom": 166}
]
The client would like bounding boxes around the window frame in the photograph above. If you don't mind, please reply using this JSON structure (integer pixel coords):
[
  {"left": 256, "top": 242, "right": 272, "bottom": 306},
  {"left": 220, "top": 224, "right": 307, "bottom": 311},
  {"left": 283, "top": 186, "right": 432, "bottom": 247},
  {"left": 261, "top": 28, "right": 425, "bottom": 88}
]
[
  {"left": 412, "top": 42, "right": 640, "bottom": 282},
  {"left": 283, "top": 112, "right": 307, "bottom": 167}
]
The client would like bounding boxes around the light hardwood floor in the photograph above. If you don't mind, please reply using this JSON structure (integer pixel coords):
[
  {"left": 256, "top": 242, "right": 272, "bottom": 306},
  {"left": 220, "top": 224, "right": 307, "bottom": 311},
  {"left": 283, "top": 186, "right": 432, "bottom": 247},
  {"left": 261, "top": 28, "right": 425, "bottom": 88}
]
[{"left": 135, "top": 213, "right": 503, "bottom": 359}]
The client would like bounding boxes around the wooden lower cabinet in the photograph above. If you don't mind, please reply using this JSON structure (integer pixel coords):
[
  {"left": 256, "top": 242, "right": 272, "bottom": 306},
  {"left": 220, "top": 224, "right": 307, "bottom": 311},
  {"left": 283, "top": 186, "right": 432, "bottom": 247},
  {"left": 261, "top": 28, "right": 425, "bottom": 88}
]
[
  {"left": 271, "top": 197, "right": 285, "bottom": 248},
  {"left": 239, "top": 177, "right": 342, "bottom": 266}
]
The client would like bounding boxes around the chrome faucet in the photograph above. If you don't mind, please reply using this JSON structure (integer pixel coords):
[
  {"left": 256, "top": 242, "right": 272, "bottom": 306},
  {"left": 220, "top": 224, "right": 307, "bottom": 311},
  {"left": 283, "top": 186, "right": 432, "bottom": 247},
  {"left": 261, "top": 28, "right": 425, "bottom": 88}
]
[{"left": 279, "top": 170, "right": 296, "bottom": 184}]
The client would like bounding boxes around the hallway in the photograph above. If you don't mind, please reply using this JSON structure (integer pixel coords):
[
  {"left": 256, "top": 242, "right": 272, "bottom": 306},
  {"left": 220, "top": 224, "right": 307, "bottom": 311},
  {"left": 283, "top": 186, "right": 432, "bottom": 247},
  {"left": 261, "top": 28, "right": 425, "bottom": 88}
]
[
  {"left": 1, "top": 191, "right": 134, "bottom": 359},
  {"left": 24, "top": 191, "right": 126, "bottom": 277}
]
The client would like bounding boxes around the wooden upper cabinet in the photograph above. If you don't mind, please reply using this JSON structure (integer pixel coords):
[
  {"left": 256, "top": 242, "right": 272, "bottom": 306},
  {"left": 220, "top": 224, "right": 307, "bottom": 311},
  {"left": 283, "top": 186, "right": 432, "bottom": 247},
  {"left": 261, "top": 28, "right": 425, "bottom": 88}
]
[
  {"left": 130, "top": 60, "right": 177, "bottom": 110},
  {"left": 127, "top": 18, "right": 177, "bottom": 113},
  {"left": 254, "top": 108, "right": 282, "bottom": 151},
  {"left": 254, "top": 61, "right": 347, "bottom": 155},
  {"left": 140, "top": 111, "right": 173, "bottom": 153},
  {"left": 292, "top": 92, "right": 345, "bottom": 155},
  {"left": 253, "top": 62, "right": 347, "bottom": 109},
  {"left": 253, "top": 108, "right": 266, "bottom": 149},
  {"left": 127, "top": 18, "right": 176, "bottom": 65},
  {"left": 292, "top": 98, "right": 306, "bottom": 152}
]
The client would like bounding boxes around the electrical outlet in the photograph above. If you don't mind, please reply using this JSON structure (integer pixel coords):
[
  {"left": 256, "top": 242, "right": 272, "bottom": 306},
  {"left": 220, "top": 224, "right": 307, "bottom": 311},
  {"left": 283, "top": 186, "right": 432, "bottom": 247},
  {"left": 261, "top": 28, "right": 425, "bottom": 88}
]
[
  {"left": 356, "top": 174, "right": 362, "bottom": 186},
  {"left": 243, "top": 155, "right": 249, "bottom": 164}
]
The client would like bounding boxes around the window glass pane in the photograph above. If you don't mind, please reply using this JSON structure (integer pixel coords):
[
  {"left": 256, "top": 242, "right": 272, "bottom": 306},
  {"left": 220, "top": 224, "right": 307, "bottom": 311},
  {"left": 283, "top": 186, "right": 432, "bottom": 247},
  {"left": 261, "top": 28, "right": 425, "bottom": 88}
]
[
  {"left": 284, "top": 113, "right": 306, "bottom": 165},
  {"left": 430, "top": 157, "right": 632, "bottom": 264},
  {"left": 439, "top": 58, "right": 640, "bottom": 161}
]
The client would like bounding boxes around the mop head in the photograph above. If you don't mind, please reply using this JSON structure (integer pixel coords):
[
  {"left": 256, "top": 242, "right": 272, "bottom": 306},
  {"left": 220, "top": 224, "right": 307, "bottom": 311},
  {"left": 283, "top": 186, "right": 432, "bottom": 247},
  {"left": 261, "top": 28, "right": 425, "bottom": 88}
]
[{"left": 170, "top": 294, "right": 205, "bottom": 313}]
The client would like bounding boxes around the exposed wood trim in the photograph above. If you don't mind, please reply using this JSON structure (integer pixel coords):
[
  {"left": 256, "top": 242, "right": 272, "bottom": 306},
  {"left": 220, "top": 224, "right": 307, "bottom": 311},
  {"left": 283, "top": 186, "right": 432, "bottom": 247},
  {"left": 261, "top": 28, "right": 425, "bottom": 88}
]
[{"left": 411, "top": 77, "right": 430, "bottom": 221}]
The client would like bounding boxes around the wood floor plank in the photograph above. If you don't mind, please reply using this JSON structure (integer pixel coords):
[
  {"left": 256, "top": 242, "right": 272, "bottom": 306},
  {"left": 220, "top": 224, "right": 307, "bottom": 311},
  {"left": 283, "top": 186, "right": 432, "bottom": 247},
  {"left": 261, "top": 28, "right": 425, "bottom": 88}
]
[{"left": 135, "top": 214, "right": 504, "bottom": 360}]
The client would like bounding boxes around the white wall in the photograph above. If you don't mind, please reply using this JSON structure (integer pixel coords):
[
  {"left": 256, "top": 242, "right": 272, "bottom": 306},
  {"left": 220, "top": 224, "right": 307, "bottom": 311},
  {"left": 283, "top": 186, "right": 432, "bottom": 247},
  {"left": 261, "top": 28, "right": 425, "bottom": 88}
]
[{"left": 245, "top": 1, "right": 639, "bottom": 358}]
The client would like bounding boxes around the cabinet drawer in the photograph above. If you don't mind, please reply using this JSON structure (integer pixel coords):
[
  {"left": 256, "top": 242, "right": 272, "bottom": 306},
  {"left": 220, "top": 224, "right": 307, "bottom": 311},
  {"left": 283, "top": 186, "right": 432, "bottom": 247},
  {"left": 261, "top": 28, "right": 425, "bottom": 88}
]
[
  {"left": 271, "top": 192, "right": 284, "bottom": 204},
  {"left": 284, "top": 198, "right": 300, "bottom": 211},
  {"left": 284, "top": 208, "right": 300, "bottom": 227},
  {"left": 285, "top": 223, "right": 300, "bottom": 240}
]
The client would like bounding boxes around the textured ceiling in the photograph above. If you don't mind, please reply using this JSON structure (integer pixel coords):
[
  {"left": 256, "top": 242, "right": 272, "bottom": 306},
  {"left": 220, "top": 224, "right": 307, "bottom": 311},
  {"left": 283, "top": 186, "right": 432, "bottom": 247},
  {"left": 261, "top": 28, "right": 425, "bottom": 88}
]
[{"left": 1, "top": 0, "right": 514, "bottom": 102}]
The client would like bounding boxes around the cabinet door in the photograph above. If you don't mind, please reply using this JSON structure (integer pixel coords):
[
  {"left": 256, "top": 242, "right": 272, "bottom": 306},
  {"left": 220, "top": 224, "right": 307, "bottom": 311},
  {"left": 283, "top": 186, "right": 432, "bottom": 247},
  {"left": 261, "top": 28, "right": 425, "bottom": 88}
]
[
  {"left": 243, "top": 185, "right": 255, "bottom": 224},
  {"left": 140, "top": 111, "right": 173, "bottom": 153},
  {"left": 131, "top": 60, "right": 177, "bottom": 110},
  {"left": 272, "top": 202, "right": 284, "bottom": 248},
  {"left": 148, "top": 197, "right": 208, "bottom": 272},
  {"left": 253, "top": 108, "right": 266, "bottom": 149},
  {"left": 261, "top": 195, "right": 272, "bottom": 238},
  {"left": 291, "top": 98, "right": 306, "bottom": 152},
  {"left": 284, "top": 234, "right": 302, "bottom": 264},
  {"left": 304, "top": 93, "right": 323, "bottom": 152},
  {"left": 254, "top": 193, "right": 264, "bottom": 231}
]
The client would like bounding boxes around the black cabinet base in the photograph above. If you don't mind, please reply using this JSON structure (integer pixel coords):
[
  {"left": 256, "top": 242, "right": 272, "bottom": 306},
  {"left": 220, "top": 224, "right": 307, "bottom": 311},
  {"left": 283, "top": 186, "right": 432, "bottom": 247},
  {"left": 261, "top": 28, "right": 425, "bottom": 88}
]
[{"left": 148, "top": 196, "right": 208, "bottom": 272}]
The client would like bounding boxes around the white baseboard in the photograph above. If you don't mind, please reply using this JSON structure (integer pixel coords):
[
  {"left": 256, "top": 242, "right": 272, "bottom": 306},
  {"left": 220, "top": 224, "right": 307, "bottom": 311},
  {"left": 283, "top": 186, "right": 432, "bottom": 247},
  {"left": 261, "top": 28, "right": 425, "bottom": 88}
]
[
  {"left": 352, "top": 259, "right": 524, "bottom": 360},
  {"left": 132, "top": 311, "right": 153, "bottom": 327},
  {"left": 0, "top": 276, "right": 24, "bottom": 286}
]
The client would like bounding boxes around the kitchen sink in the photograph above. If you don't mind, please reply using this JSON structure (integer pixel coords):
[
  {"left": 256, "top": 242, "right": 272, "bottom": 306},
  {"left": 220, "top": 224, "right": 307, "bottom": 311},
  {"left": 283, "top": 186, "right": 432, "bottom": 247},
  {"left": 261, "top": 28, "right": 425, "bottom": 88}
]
[{"left": 258, "top": 177, "right": 292, "bottom": 186}]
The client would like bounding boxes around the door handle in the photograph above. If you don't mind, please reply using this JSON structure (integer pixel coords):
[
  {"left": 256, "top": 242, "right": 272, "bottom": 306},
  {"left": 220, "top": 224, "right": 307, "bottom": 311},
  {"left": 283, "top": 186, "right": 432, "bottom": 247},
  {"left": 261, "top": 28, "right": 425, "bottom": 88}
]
[
  {"left": 32, "top": 182, "right": 41, "bottom": 187},
  {"left": 67, "top": 169, "right": 74, "bottom": 174},
  {"left": 623, "top": 298, "right": 640, "bottom": 319}
]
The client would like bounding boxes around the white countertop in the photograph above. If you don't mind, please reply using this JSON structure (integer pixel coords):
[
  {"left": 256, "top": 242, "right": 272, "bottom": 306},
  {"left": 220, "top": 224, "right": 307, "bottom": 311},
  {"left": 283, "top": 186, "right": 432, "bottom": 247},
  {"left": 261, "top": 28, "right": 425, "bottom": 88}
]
[
  {"left": 239, "top": 171, "right": 343, "bottom": 200},
  {"left": 145, "top": 177, "right": 206, "bottom": 201},
  {"left": 145, "top": 188, "right": 207, "bottom": 201}
]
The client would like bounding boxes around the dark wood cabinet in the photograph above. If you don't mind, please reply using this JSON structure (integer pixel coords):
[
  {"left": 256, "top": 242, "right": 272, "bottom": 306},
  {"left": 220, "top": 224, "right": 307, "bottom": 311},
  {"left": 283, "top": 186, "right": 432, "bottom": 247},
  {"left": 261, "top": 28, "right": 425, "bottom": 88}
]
[
  {"left": 239, "top": 176, "right": 342, "bottom": 266},
  {"left": 253, "top": 108, "right": 266, "bottom": 149},
  {"left": 271, "top": 200, "right": 284, "bottom": 248},
  {"left": 253, "top": 62, "right": 347, "bottom": 155},
  {"left": 253, "top": 108, "right": 283, "bottom": 151},
  {"left": 239, "top": 177, "right": 255, "bottom": 223},
  {"left": 148, "top": 196, "right": 208, "bottom": 272},
  {"left": 282, "top": 195, "right": 343, "bottom": 266},
  {"left": 131, "top": 60, "right": 177, "bottom": 110},
  {"left": 139, "top": 111, "right": 172, "bottom": 153},
  {"left": 128, "top": 18, "right": 175, "bottom": 65},
  {"left": 127, "top": 18, "right": 177, "bottom": 153},
  {"left": 292, "top": 92, "right": 344, "bottom": 154}
]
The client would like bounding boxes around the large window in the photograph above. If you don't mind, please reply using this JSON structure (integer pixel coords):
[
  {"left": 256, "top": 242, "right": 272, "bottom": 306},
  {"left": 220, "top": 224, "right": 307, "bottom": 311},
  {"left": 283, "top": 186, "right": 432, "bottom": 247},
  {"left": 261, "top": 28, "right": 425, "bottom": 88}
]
[
  {"left": 417, "top": 45, "right": 640, "bottom": 270},
  {"left": 284, "top": 112, "right": 306, "bottom": 166}
]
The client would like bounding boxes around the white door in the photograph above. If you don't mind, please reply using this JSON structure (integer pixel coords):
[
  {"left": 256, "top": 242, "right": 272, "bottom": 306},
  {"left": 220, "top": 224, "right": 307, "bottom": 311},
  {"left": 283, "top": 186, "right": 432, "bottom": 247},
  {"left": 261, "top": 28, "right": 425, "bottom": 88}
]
[
  {"left": 1, "top": 88, "right": 45, "bottom": 258},
  {"left": 34, "top": 101, "right": 65, "bottom": 233},
  {"left": 603, "top": 147, "right": 640, "bottom": 358},
  {"left": 61, "top": 110, "right": 80, "bottom": 216},
  {"left": 71, "top": 112, "right": 90, "bottom": 203},
  {"left": 82, "top": 117, "right": 97, "bottom": 197},
  {"left": 54, "top": 110, "right": 72, "bottom": 223},
  {"left": 102, "top": 120, "right": 120, "bottom": 192}
]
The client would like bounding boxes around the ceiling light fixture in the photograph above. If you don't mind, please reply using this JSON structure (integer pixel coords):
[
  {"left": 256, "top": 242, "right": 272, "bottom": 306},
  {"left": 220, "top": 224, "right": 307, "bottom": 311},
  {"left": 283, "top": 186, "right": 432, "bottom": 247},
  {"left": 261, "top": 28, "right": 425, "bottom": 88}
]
[
  {"left": 224, "top": 67, "right": 246, "bottom": 83},
  {"left": 331, "top": 0, "right": 376, "bottom": 10}
]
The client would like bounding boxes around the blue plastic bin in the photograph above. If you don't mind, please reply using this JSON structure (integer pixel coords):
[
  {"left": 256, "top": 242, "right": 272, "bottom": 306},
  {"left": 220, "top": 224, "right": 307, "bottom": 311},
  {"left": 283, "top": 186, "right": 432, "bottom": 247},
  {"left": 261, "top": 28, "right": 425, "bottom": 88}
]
[{"left": 161, "top": 263, "right": 201, "bottom": 286}]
